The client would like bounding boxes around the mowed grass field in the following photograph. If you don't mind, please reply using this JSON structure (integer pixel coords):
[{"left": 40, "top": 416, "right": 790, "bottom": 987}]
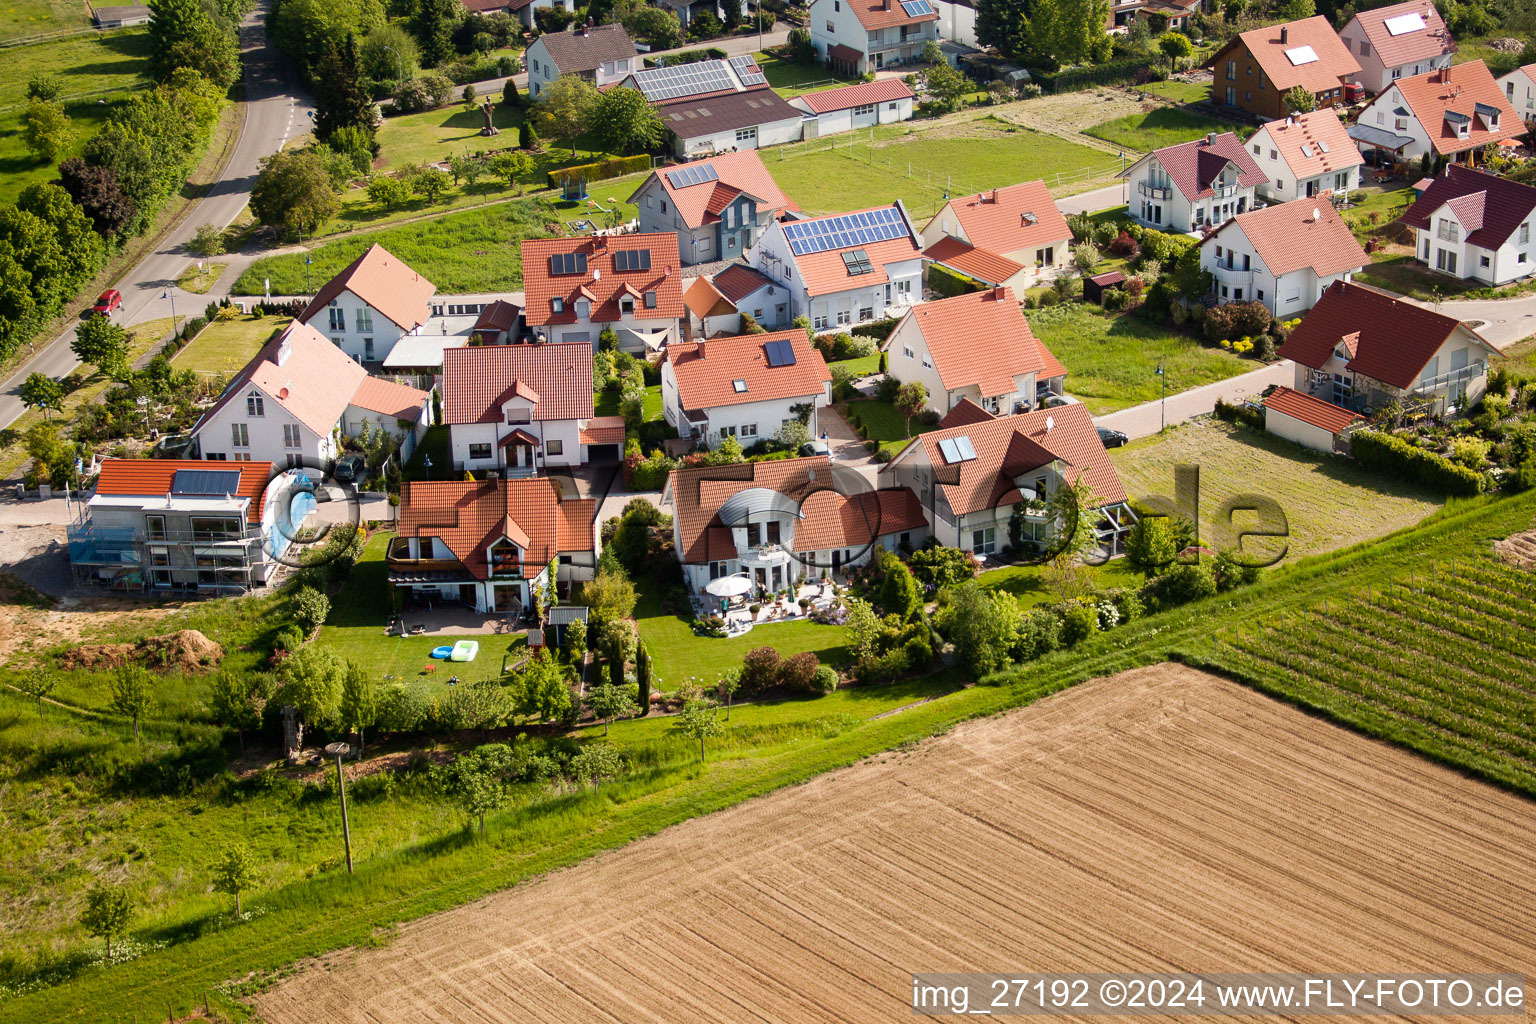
[
  {"left": 1110, "top": 420, "right": 1445, "bottom": 561},
  {"left": 0, "top": 0, "right": 91, "bottom": 40},
  {"left": 1085, "top": 106, "right": 1248, "bottom": 153},
  {"left": 172, "top": 315, "right": 287, "bottom": 375},
  {"left": 1025, "top": 305, "right": 1253, "bottom": 415},
  {"left": 250, "top": 663, "right": 1536, "bottom": 1023}
]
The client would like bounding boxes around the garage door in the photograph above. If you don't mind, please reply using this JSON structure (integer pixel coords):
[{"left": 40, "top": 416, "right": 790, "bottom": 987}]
[{"left": 587, "top": 443, "right": 621, "bottom": 462}]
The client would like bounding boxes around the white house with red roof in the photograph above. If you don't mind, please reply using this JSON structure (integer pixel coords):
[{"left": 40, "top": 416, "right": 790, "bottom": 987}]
[
  {"left": 919, "top": 180, "right": 1073, "bottom": 286},
  {"left": 808, "top": 0, "right": 940, "bottom": 74},
  {"left": 1244, "top": 109, "right": 1364, "bottom": 204},
  {"left": 711, "top": 263, "right": 788, "bottom": 328},
  {"left": 1277, "top": 280, "right": 1497, "bottom": 417},
  {"left": 388, "top": 478, "right": 597, "bottom": 615},
  {"left": 880, "top": 287, "right": 1066, "bottom": 417},
  {"left": 1125, "top": 132, "right": 1265, "bottom": 234},
  {"left": 441, "top": 341, "right": 624, "bottom": 474},
  {"left": 1199, "top": 198, "right": 1368, "bottom": 316},
  {"left": 628, "top": 151, "right": 796, "bottom": 267},
  {"left": 663, "top": 455, "right": 928, "bottom": 595},
  {"left": 683, "top": 276, "right": 742, "bottom": 338},
  {"left": 882, "top": 404, "right": 1133, "bottom": 557},
  {"left": 1337, "top": 0, "right": 1455, "bottom": 96},
  {"left": 525, "top": 22, "right": 637, "bottom": 98},
  {"left": 1352, "top": 60, "right": 1523, "bottom": 164},
  {"left": 1398, "top": 165, "right": 1536, "bottom": 286},
  {"left": 189, "top": 322, "right": 432, "bottom": 468},
  {"left": 661, "top": 329, "right": 832, "bottom": 448},
  {"left": 297, "top": 243, "right": 436, "bottom": 364},
  {"left": 789, "top": 79, "right": 915, "bottom": 137},
  {"left": 1500, "top": 63, "right": 1536, "bottom": 122},
  {"left": 521, "top": 233, "right": 684, "bottom": 352},
  {"left": 746, "top": 202, "right": 924, "bottom": 330}
]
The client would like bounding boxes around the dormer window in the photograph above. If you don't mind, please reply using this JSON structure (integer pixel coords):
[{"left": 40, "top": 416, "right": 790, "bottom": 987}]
[
  {"left": 620, "top": 296, "right": 635, "bottom": 315},
  {"left": 551, "top": 297, "right": 564, "bottom": 314},
  {"left": 576, "top": 298, "right": 591, "bottom": 318},
  {"left": 246, "top": 392, "right": 264, "bottom": 417},
  {"left": 489, "top": 540, "right": 520, "bottom": 573}
]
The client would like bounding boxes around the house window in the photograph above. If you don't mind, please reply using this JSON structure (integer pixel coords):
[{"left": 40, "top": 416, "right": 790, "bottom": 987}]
[
  {"left": 740, "top": 424, "right": 758, "bottom": 437},
  {"left": 285, "top": 454, "right": 303, "bottom": 469},
  {"left": 826, "top": 20, "right": 834, "bottom": 31},
  {"left": 205, "top": 452, "right": 227, "bottom": 461},
  {"left": 356, "top": 308, "right": 373, "bottom": 332},
  {"left": 620, "top": 297, "right": 635, "bottom": 314},
  {"left": 575, "top": 299, "right": 591, "bottom": 318},
  {"left": 283, "top": 424, "right": 302, "bottom": 448},
  {"left": 468, "top": 442, "right": 492, "bottom": 460},
  {"left": 547, "top": 439, "right": 564, "bottom": 456},
  {"left": 1521, "top": 223, "right": 1531, "bottom": 245},
  {"left": 858, "top": 305, "right": 873, "bottom": 321},
  {"left": 1437, "top": 219, "right": 1459, "bottom": 243},
  {"left": 363, "top": 338, "right": 375, "bottom": 361},
  {"left": 853, "top": 103, "right": 875, "bottom": 116},
  {"left": 328, "top": 306, "right": 344, "bottom": 331},
  {"left": 902, "top": 345, "right": 914, "bottom": 359},
  {"left": 145, "top": 515, "right": 166, "bottom": 541},
  {"left": 1226, "top": 60, "right": 1236, "bottom": 80},
  {"left": 813, "top": 314, "right": 828, "bottom": 329},
  {"left": 231, "top": 423, "right": 248, "bottom": 447},
  {"left": 644, "top": 291, "right": 657, "bottom": 308},
  {"left": 1436, "top": 249, "right": 1458, "bottom": 274},
  {"left": 971, "top": 526, "right": 996, "bottom": 555},
  {"left": 1480, "top": 254, "right": 1491, "bottom": 268},
  {"left": 246, "top": 394, "right": 263, "bottom": 417},
  {"left": 720, "top": 425, "right": 737, "bottom": 437},
  {"left": 835, "top": 309, "right": 851, "bottom": 325},
  {"left": 736, "top": 127, "right": 757, "bottom": 143},
  {"left": 1359, "top": 40, "right": 1369, "bottom": 55},
  {"left": 233, "top": 452, "right": 251, "bottom": 462}
]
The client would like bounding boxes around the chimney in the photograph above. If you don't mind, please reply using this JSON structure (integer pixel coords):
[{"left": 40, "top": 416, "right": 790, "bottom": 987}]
[
  {"left": 990, "top": 286, "right": 1006, "bottom": 301},
  {"left": 1279, "top": 25, "right": 1288, "bottom": 44},
  {"left": 1205, "top": 130, "right": 1218, "bottom": 146},
  {"left": 697, "top": 339, "right": 706, "bottom": 358}
]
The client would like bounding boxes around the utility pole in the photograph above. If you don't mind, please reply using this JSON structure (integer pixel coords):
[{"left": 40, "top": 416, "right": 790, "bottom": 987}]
[
  {"left": 1155, "top": 362, "right": 1166, "bottom": 432},
  {"left": 325, "top": 742, "right": 354, "bottom": 874}
]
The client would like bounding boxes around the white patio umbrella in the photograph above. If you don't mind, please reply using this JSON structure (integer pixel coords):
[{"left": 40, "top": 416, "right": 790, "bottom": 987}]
[{"left": 705, "top": 574, "right": 754, "bottom": 598}]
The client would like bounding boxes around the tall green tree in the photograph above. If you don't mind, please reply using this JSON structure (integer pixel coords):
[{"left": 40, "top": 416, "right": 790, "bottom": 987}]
[
  {"left": 23, "top": 183, "right": 103, "bottom": 302},
  {"left": 411, "top": 0, "right": 462, "bottom": 68},
  {"left": 81, "top": 883, "right": 133, "bottom": 958},
  {"left": 18, "top": 373, "right": 65, "bottom": 420},
  {"left": 532, "top": 75, "right": 599, "bottom": 158},
  {"left": 208, "top": 670, "right": 264, "bottom": 754},
  {"left": 511, "top": 650, "right": 573, "bottom": 722},
  {"left": 360, "top": 23, "right": 420, "bottom": 83},
  {"left": 212, "top": 845, "right": 259, "bottom": 917},
  {"left": 21, "top": 101, "right": 74, "bottom": 164},
  {"left": 72, "top": 316, "right": 132, "bottom": 379},
  {"left": 976, "top": 0, "right": 1031, "bottom": 60},
  {"left": 339, "top": 661, "right": 378, "bottom": 755},
  {"left": 59, "top": 159, "right": 137, "bottom": 239},
  {"left": 148, "top": 0, "right": 240, "bottom": 87},
  {"left": 894, "top": 381, "right": 928, "bottom": 437},
  {"left": 626, "top": 5, "right": 682, "bottom": 47},
  {"left": 589, "top": 86, "right": 664, "bottom": 155},
  {"left": 249, "top": 149, "right": 339, "bottom": 237},
  {"left": 314, "top": 32, "right": 379, "bottom": 144},
  {"left": 280, "top": 644, "right": 346, "bottom": 749},
  {"left": 110, "top": 665, "right": 154, "bottom": 741}
]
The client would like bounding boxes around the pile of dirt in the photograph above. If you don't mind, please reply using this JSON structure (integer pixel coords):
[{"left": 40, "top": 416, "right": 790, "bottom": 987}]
[
  {"left": 61, "top": 629, "right": 225, "bottom": 673},
  {"left": 1495, "top": 530, "right": 1536, "bottom": 570},
  {"left": 1487, "top": 36, "right": 1526, "bottom": 53}
]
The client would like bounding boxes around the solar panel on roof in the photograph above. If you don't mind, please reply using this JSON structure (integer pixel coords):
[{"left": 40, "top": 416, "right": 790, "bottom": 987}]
[
  {"left": 763, "top": 339, "right": 797, "bottom": 366},
  {"left": 1383, "top": 11, "right": 1425, "bottom": 35},
  {"left": 171, "top": 468, "right": 242, "bottom": 495},
  {"left": 954, "top": 436, "right": 976, "bottom": 460},
  {"left": 900, "top": 0, "right": 934, "bottom": 14},
  {"left": 938, "top": 438, "right": 960, "bottom": 463},
  {"left": 613, "top": 249, "right": 652, "bottom": 272},
  {"left": 784, "top": 207, "right": 907, "bottom": 255},
  {"left": 1284, "top": 45, "right": 1319, "bottom": 66},
  {"left": 633, "top": 59, "right": 736, "bottom": 102},
  {"left": 729, "top": 54, "right": 767, "bottom": 86},
  {"left": 548, "top": 252, "right": 588, "bottom": 275}
]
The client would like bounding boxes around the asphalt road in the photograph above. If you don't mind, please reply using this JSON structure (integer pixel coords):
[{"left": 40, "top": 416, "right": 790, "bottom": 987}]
[{"left": 0, "top": 2, "right": 313, "bottom": 431}]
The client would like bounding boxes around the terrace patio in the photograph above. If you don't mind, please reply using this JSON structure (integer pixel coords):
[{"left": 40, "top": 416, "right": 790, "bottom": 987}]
[{"left": 692, "top": 576, "right": 845, "bottom": 638}]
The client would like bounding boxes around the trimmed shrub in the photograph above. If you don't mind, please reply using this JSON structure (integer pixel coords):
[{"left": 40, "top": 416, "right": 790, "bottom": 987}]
[
  {"left": 546, "top": 154, "right": 651, "bottom": 189},
  {"left": 739, "top": 646, "right": 782, "bottom": 693},
  {"left": 809, "top": 664, "right": 839, "bottom": 694},
  {"left": 927, "top": 263, "right": 983, "bottom": 297},
  {"left": 778, "top": 651, "right": 820, "bottom": 691},
  {"left": 1060, "top": 602, "right": 1097, "bottom": 645},
  {"left": 1351, "top": 430, "right": 1486, "bottom": 497}
]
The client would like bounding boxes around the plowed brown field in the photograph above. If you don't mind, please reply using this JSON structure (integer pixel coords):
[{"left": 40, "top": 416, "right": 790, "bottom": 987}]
[{"left": 253, "top": 666, "right": 1536, "bottom": 1023}]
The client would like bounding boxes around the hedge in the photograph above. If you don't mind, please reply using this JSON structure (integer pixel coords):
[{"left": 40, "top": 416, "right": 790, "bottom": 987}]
[
  {"left": 927, "top": 263, "right": 984, "bottom": 298},
  {"left": 851, "top": 316, "right": 901, "bottom": 340},
  {"left": 1350, "top": 429, "right": 1486, "bottom": 497},
  {"left": 1029, "top": 54, "right": 1150, "bottom": 94},
  {"left": 548, "top": 153, "right": 652, "bottom": 188},
  {"left": 645, "top": 47, "right": 728, "bottom": 67}
]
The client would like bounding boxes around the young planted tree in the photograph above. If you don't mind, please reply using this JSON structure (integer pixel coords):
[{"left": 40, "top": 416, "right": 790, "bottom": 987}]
[
  {"left": 339, "top": 661, "right": 379, "bottom": 756},
  {"left": 674, "top": 697, "right": 724, "bottom": 761},
  {"left": 81, "top": 883, "right": 133, "bottom": 959},
  {"left": 586, "top": 682, "right": 636, "bottom": 735},
  {"left": 894, "top": 381, "right": 928, "bottom": 437},
  {"left": 110, "top": 665, "right": 153, "bottom": 741},
  {"left": 18, "top": 373, "right": 64, "bottom": 420},
  {"left": 212, "top": 844, "right": 259, "bottom": 917},
  {"left": 1157, "top": 31, "right": 1192, "bottom": 69},
  {"left": 512, "top": 650, "right": 573, "bottom": 722},
  {"left": 634, "top": 640, "right": 651, "bottom": 715},
  {"left": 209, "top": 671, "right": 264, "bottom": 754},
  {"left": 280, "top": 644, "right": 345, "bottom": 751},
  {"left": 716, "top": 667, "right": 739, "bottom": 720},
  {"left": 491, "top": 150, "right": 532, "bottom": 192},
  {"left": 17, "top": 670, "right": 57, "bottom": 718},
  {"left": 367, "top": 175, "right": 412, "bottom": 210},
  {"left": 21, "top": 101, "right": 75, "bottom": 164},
  {"left": 570, "top": 742, "right": 625, "bottom": 791},
  {"left": 437, "top": 743, "right": 512, "bottom": 836}
]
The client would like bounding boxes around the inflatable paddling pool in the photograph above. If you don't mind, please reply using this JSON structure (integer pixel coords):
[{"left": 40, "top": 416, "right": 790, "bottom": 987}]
[
  {"left": 430, "top": 645, "right": 454, "bottom": 659},
  {"left": 450, "top": 640, "right": 479, "bottom": 662}
]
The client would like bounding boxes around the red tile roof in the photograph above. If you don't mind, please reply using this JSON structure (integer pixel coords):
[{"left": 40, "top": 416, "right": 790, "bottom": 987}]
[
  {"left": 922, "top": 237, "right": 1026, "bottom": 286},
  {"left": 522, "top": 233, "right": 683, "bottom": 327},
  {"left": 890, "top": 404, "right": 1126, "bottom": 516},
  {"left": 578, "top": 415, "right": 626, "bottom": 446},
  {"left": 1148, "top": 132, "right": 1266, "bottom": 201},
  {"left": 94, "top": 459, "right": 273, "bottom": 523},
  {"left": 1345, "top": 0, "right": 1454, "bottom": 70},
  {"left": 1389, "top": 61, "right": 1525, "bottom": 156},
  {"left": 472, "top": 299, "right": 521, "bottom": 335},
  {"left": 191, "top": 321, "right": 368, "bottom": 441},
  {"left": 441, "top": 342, "right": 595, "bottom": 424},
  {"left": 397, "top": 478, "right": 596, "bottom": 581},
  {"left": 932, "top": 180, "right": 1073, "bottom": 257},
  {"left": 795, "top": 488, "right": 927, "bottom": 550},
  {"left": 1277, "top": 280, "right": 1492, "bottom": 390},
  {"left": 1251, "top": 108, "right": 1363, "bottom": 179},
  {"left": 795, "top": 78, "right": 914, "bottom": 114},
  {"left": 712, "top": 263, "right": 776, "bottom": 303},
  {"left": 667, "top": 329, "right": 831, "bottom": 411},
  {"left": 937, "top": 397, "right": 996, "bottom": 429},
  {"left": 894, "top": 288, "right": 1064, "bottom": 398},
  {"left": 787, "top": 205, "right": 923, "bottom": 298},
  {"left": 846, "top": 0, "right": 939, "bottom": 30},
  {"left": 298, "top": 244, "right": 435, "bottom": 333},
  {"left": 1399, "top": 165, "right": 1536, "bottom": 249},
  {"left": 349, "top": 376, "right": 431, "bottom": 422},
  {"left": 632, "top": 150, "right": 797, "bottom": 231},
  {"left": 1263, "top": 385, "right": 1362, "bottom": 434},
  {"left": 683, "top": 276, "right": 736, "bottom": 321},
  {"left": 1221, "top": 16, "right": 1362, "bottom": 95},
  {"left": 1210, "top": 197, "right": 1367, "bottom": 277}
]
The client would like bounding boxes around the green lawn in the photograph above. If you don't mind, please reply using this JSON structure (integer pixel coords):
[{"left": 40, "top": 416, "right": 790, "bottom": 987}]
[
  {"left": 0, "top": 0, "right": 93, "bottom": 39},
  {"left": 843, "top": 396, "right": 935, "bottom": 457},
  {"left": 751, "top": 50, "right": 853, "bottom": 95},
  {"left": 769, "top": 119, "right": 1119, "bottom": 218},
  {"left": 1353, "top": 251, "right": 1480, "bottom": 303},
  {"left": 1085, "top": 107, "right": 1248, "bottom": 153},
  {"left": 1137, "top": 78, "right": 1211, "bottom": 104},
  {"left": 1025, "top": 304, "right": 1253, "bottom": 415},
  {"left": 402, "top": 425, "right": 450, "bottom": 482},
  {"left": 1340, "top": 186, "right": 1414, "bottom": 231},
  {"left": 172, "top": 315, "right": 287, "bottom": 375},
  {"left": 1109, "top": 420, "right": 1444, "bottom": 562},
  {"left": 976, "top": 558, "right": 1144, "bottom": 605},
  {"left": 232, "top": 200, "right": 557, "bottom": 295},
  {"left": 828, "top": 353, "right": 880, "bottom": 378}
]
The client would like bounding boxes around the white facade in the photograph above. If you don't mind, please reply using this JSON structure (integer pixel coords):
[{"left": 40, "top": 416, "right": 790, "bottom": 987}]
[
  {"left": 747, "top": 220, "right": 923, "bottom": 330},
  {"left": 449, "top": 400, "right": 585, "bottom": 474},
  {"left": 1126, "top": 155, "right": 1255, "bottom": 234},
  {"left": 1499, "top": 66, "right": 1536, "bottom": 122},
  {"left": 303, "top": 289, "right": 410, "bottom": 364},
  {"left": 1264, "top": 406, "right": 1343, "bottom": 453},
  {"left": 1338, "top": 16, "right": 1453, "bottom": 95},
  {"left": 539, "top": 312, "right": 680, "bottom": 353},
  {"left": 341, "top": 402, "right": 429, "bottom": 461},
  {"left": 1201, "top": 224, "right": 1360, "bottom": 318},
  {"left": 881, "top": 314, "right": 1060, "bottom": 416},
  {"left": 390, "top": 538, "right": 595, "bottom": 613},
  {"left": 632, "top": 178, "right": 767, "bottom": 266},
  {"left": 671, "top": 113, "right": 803, "bottom": 157},
  {"left": 660, "top": 382, "right": 828, "bottom": 447},
  {"left": 195, "top": 384, "right": 336, "bottom": 469},
  {"left": 1354, "top": 83, "right": 1440, "bottom": 160},
  {"left": 524, "top": 36, "right": 634, "bottom": 98},
  {"left": 795, "top": 94, "right": 914, "bottom": 139},
  {"left": 807, "top": 0, "right": 939, "bottom": 73},
  {"left": 934, "top": 0, "right": 976, "bottom": 46},
  {"left": 1410, "top": 204, "right": 1536, "bottom": 287},
  {"left": 1244, "top": 128, "right": 1361, "bottom": 204},
  {"left": 882, "top": 443, "right": 1053, "bottom": 554},
  {"left": 1289, "top": 329, "right": 1489, "bottom": 413}
]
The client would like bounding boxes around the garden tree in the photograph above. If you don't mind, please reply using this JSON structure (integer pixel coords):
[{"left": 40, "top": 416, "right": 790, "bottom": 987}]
[
  {"left": 722, "top": 0, "right": 741, "bottom": 24},
  {"left": 1072, "top": 242, "right": 1100, "bottom": 276},
  {"left": 280, "top": 644, "right": 346, "bottom": 749},
  {"left": 208, "top": 670, "right": 263, "bottom": 754},
  {"left": 894, "top": 381, "right": 928, "bottom": 437},
  {"left": 21, "top": 101, "right": 74, "bottom": 164},
  {"left": 412, "top": 0, "right": 462, "bottom": 67},
  {"left": 702, "top": 433, "right": 744, "bottom": 466},
  {"left": 148, "top": 0, "right": 240, "bottom": 87},
  {"left": 519, "top": 119, "right": 539, "bottom": 150},
  {"left": 570, "top": 742, "right": 625, "bottom": 791},
  {"left": 589, "top": 87, "right": 665, "bottom": 155},
  {"left": 27, "top": 74, "right": 61, "bottom": 101},
  {"left": 340, "top": 661, "right": 378, "bottom": 755},
  {"left": 922, "top": 38, "right": 943, "bottom": 63},
  {"left": 18, "top": 373, "right": 64, "bottom": 420},
  {"left": 437, "top": 743, "right": 512, "bottom": 836},
  {"left": 1157, "top": 31, "right": 1193, "bottom": 68},
  {"left": 1278, "top": 0, "right": 1314, "bottom": 17},
  {"left": 609, "top": 499, "right": 664, "bottom": 571},
  {"left": 715, "top": 668, "right": 739, "bottom": 719},
  {"left": 292, "top": 585, "right": 331, "bottom": 635},
  {"left": 673, "top": 696, "right": 724, "bottom": 761},
  {"left": 534, "top": 4, "right": 576, "bottom": 31},
  {"left": 410, "top": 165, "right": 451, "bottom": 203},
  {"left": 73, "top": 316, "right": 132, "bottom": 379},
  {"left": 976, "top": 0, "right": 1030, "bottom": 60},
  {"left": 491, "top": 150, "right": 532, "bottom": 191},
  {"left": 110, "top": 665, "right": 154, "bottom": 741},
  {"left": 877, "top": 555, "right": 922, "bottom": 621},
  {"left": 512, "top": 649, "right": 573, "bottom": 721},
  {"left": 189, "top": 223, "right": 226, "bottom": 257},
  {"left": 1283, "top": 85, "right": 1316, "bottom": 114},
  {"left": 1125, "top": 513, "right": 1178, "bottom": 575},
  {"left": 0, "top": 186, "right": 98, "bottom": 323},
  {"left": 586, "top": 682, "right": 637, "bottom": 734},
  {"left": 367, "top": 174, "right": 412, "bottom": 209},
  {"left": 533, "top": 76, "right": 600, "bottom": 158},
  {"left": 1043, "top": 476, "right": 1102, "bottom": 601},
  {"left": 463, "top": 83, "right": 477, "bottom": 106},
  {"left": 687, "top": 8, "right": 721, "bottom": 37},
  {"left": 24, "top": 422, "right": 76, "bottom": 488},
  {"left": 580, "top": 563, "right": 637, "bottom": 628},
  {"left": 59, "top": 159, "right": 137, "bottom": 238},
  {"left": 922, "top": 61, "right": 972, "bottom": 113},
  {"left": 327, "top": 124, "right": 376, "bottom": 176},
  {"left": 315, "top": 33, "right": 379, "bottom": 144},
  {"left": 360, "top": 23, "right": 421, "bottom": 83},
  {"left": 502, "top": 76, "right": 519, "bottom": 106},
  {"left": 1168, "top": 243, "right": 1214, "bottom": 300},
  {"left": 542, "top": 556, "right": 559, "bottom": 619},
  {"left": 784, "top": 25, "right": 816, "bottom": 63},
  {"left": 81, "top": 883, "right": 133, "bottom": 958},
  {"left": 607, "top": 635, "right": 625, "bottom": 689},
  {"left": 16, "top": 669, "right": 56, "bottom": 718},
  {"left": 250, "top": 150, "right": 339, "bottom": 237},
  {"left": 634, "top": 640, "right": 652, "bottom": 713},
  {"left": 843, "top": 595, "right": 882, "bottom": 658},
  {"left": 212, "top": 845, "right": 259, "bottom": 917},
  {"left": 938, "top": 581, "right": 1018, "bottom": 676}
]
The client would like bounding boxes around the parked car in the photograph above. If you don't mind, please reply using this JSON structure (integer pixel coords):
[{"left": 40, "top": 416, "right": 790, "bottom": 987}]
[
  {"left": 334, "top": 454, "right": 367, "bottom": 483},
  {"left": 799, "top": 440, "right": 832, "bottom": 459},
  {"left": 91, "top": 289, "right": 122, "bottom": 317},
  {"left": 1096, "top": 427, "right": 1129, "bottom": 448}
]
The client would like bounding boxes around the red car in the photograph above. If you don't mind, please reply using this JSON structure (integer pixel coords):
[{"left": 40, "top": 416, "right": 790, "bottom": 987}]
[{"left": 91, "top": 289, "right": 122, "bottom": 317}]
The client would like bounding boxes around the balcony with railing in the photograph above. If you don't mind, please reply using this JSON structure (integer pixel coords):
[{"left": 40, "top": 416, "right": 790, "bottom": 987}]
[
  {"left": 739, "top": 543, "right": 792, "bottom": 569},
  {"left": 1413, "top": 359, "right": 1486, "bottom": 395},
  {"left": 386, "top": 537, "right": 466, "bottom": 576},
  {"left": 1137, "top": 181, "right": 1171, "bottom": 200},
  {"left": 1210, "top": 182, "right": 1241, "bottom": 199},
  {"left": 1436, "top": 222, "right": 1460, "bottom": 243}
]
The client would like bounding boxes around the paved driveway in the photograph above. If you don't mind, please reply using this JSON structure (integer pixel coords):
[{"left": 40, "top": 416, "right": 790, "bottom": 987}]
[{"left": 1425, "top": 293, "right": 1536, "bottom": 350}]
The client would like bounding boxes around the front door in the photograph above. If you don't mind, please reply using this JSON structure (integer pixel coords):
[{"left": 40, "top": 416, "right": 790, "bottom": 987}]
[{"left": 494, "top": 584, "right": 520, "bottom": 613}]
